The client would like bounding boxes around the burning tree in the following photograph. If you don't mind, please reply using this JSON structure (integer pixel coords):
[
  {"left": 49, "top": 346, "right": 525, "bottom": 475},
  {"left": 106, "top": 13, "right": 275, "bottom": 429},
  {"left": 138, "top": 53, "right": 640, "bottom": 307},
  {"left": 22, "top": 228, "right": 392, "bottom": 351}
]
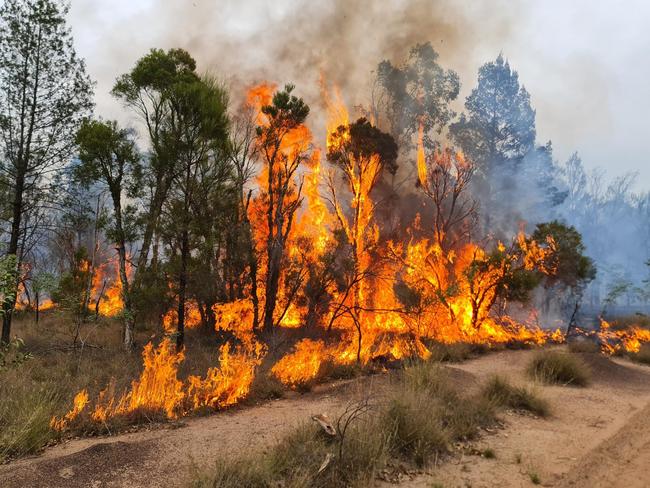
[
  {"left": 254, "top": 84, "right": 311, "bottom": 333},
  {"left": 326, "top": 117, "right": 398, "bottom": 362}
]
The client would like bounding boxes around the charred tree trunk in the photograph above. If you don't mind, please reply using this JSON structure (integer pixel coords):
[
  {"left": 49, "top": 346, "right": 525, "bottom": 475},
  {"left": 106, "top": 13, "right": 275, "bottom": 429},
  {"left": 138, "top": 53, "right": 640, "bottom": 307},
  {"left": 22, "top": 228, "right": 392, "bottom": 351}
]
[{"left": 176, "top": 227, "right": 189, "bottom": 351}]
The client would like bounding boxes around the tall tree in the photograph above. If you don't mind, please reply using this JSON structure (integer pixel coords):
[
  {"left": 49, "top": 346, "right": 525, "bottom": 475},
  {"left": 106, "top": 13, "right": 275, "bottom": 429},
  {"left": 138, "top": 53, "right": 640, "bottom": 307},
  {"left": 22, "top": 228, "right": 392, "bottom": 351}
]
[
  {"left": 450, "top": 54, "right": 535, "bottom": 175},
  {"left": 111, "top": 48, "right": 199, "bottom": 286},
  {"left": 0, "top": 0, "right": 93, "bottom": 343},
  {"left": 256, "top": 85, "right": 310, "bottom": 333},
  {"left": 375, "top": 42, "right": 459, "bottom": 151},
  {"left": 160, "top": 76, "right": 229, "bottom": 350},
  {"left": 74, "top": 119, "right": 141, "bottom": 349}
]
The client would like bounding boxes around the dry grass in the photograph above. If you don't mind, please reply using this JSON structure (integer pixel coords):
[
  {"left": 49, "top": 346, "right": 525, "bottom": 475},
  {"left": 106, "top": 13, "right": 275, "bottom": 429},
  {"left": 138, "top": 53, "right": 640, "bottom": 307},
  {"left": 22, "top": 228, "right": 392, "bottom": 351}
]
[
  {"left": 568, "top": 339, "right": 601, "bottom": 354},
  {"left": 481, "top": 375, "right": 550, "bottom": 417},
  {"left": 630, "top": 344, "right": 650, "bottom": 365},
  {"left": 193, "top": 359, "right": 499, "bottom": 487},
  {"left": 0, "top": 313, "right": 232, "bottom": 456},
  {"left": 527, "top": 350, "right": 590, "bottom": 386}
]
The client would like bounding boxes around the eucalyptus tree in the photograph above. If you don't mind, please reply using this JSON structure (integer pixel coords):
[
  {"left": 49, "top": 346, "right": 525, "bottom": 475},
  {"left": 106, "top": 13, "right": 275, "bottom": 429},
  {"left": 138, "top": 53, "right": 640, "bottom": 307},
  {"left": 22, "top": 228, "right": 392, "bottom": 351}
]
[
  {"left": 0, "top": 0, "right": 93, "bottom": 343},
  {"left": 256, "top": 85, "right": 310, "bottom": 333},
  {"left": 74, "top": 119, "right": 141, "bottom": 349},
  {"left": 111, "top": 48, "right": 199, "bottom": 284},
  {"left": 159, "top": 76, "right": 229, "bottom": 350}
]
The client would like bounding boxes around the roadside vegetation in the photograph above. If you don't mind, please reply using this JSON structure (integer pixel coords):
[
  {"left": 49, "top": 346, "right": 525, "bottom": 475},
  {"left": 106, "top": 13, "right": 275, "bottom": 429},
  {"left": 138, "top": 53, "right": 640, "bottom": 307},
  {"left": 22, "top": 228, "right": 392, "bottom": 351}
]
[
  {"left": 192, "top": 359, "right": 552, "bottom": 488},
  {"left": 527, "top": 350, "right": 591, "bottom": 386}
]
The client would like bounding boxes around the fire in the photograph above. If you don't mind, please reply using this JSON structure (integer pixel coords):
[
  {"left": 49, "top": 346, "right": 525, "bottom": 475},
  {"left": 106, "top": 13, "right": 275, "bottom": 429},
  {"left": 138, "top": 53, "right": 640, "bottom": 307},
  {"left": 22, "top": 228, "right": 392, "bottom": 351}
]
[
  {"left": 50, "top": 390, "right": 89, "bottom": 431},
  {"left": 271, "top": 339, "right": 327, "bottom": 387},
  {"left": 416, "top": 120, "right": 427, "bottom": 186},
  {"left": 595, "top": 319, "right": 650, "bottom": 355},
  {"left": 162, "top": 300, "right": 203, "bottom": 334},
  {"left": 52, "top": 338, "right": 263, "bottom": 429},
  {"left": 54, "top": 80, "right": 650, "bottom": 428},
  {"left": 91, "top": 259, "right": 126, "bottom": 317}
]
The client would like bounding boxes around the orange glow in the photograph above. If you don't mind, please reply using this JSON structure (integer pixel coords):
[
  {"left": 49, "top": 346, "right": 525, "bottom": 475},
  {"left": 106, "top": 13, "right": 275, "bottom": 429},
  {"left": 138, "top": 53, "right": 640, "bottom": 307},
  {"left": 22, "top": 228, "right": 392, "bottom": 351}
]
[{"left": 53, "top": 338, "right": 263, "bottom": 428}]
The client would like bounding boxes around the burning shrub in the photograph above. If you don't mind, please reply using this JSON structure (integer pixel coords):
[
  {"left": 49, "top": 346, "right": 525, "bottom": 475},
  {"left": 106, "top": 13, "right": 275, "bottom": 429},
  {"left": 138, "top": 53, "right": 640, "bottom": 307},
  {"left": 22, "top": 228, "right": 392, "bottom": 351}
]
[{"left": 526, "top": 350, "right": 590, "bottom": 386}]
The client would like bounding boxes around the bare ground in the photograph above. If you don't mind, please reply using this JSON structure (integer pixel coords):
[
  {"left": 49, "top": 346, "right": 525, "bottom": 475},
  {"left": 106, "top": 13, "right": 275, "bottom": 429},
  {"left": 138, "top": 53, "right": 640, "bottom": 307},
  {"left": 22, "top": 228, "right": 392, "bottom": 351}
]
[{"left": 1, "top": 348, "right": 649, "bottom": 488}]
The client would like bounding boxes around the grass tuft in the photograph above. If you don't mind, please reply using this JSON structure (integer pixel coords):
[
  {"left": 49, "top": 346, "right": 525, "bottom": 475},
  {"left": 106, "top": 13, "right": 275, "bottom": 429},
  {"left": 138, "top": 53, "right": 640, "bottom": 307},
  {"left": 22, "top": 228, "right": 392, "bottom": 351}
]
[
  {"left": 526, "top": 350, "right": 590, "bottom": 386},
  {"left": 567, "top": 340, "right": 600, "bottom": 354},
  {"left": 631, "top": 344, "right": 650, "bottom": 365},
  {"left": 481, "top": 375, "right": 550, "bottom": 417},
  {"left": 0, "top": 379, "right": 60, "bottom": 462}
]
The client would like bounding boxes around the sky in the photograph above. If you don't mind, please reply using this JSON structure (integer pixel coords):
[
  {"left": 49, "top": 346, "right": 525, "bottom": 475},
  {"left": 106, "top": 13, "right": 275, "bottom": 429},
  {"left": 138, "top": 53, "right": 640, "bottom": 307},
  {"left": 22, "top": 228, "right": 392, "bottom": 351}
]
[{"left": 68, "top": 0, "right": 650, "bottom": 190}]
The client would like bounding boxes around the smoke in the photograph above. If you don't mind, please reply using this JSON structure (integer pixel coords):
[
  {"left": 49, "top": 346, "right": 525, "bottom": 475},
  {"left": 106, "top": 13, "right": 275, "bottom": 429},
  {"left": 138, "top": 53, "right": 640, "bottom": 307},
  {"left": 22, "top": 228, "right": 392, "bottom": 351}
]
[{"left": 70, "top": 0, "right": 520, "bottom": 138}]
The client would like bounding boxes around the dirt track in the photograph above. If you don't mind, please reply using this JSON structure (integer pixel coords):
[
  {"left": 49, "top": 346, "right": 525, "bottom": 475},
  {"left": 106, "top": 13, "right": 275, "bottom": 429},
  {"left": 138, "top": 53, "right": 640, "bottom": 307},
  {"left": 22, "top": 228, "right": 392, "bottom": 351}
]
[{"left": 1, "top": 348, "right": 649, "bottom": 488}]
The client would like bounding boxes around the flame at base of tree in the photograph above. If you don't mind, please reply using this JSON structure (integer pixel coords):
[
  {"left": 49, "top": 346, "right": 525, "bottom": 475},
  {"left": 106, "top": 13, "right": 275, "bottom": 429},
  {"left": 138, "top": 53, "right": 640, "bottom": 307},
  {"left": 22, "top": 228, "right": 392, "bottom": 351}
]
[{"left": 52, "top": 81, "right": 650, "bottom": 430}]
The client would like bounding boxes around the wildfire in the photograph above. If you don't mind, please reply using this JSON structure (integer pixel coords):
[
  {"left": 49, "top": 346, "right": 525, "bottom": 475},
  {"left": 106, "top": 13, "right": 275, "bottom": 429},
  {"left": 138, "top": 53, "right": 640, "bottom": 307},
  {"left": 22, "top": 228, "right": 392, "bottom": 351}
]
[
  {"left": 52, "top": 338, "right": 263, "bottom": 429},
  {"left": 53, "top": 80, "right": 650, "bottom": 429}
]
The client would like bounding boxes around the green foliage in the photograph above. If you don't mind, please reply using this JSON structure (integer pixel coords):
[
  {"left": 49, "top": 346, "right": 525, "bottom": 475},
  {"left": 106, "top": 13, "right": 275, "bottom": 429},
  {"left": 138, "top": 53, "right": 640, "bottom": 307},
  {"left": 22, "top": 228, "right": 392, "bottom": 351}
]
[
  {"left": 327, "top": 117, "right": 399, "bottom": 175},
  {"left": 0, "top": 254, "right": 18, "bottom": 315},
  {"left": 527, "top": 350, "right": 590, "bottom": 386},
  {"left": 0, "top": 337, "right": 32, "bottom": 371},
  {"left": 51, "top": 248, "right": 91, "bottom": 320},
  {"left": 532, "top": 220, "right": 596, "bottom": 289},
  {"left": 450, "top": 54, "right": 535, "bottom": 173},
  {"left": 0, "top": 381, "right": 59, "bottom": 462},
  {"left": 376, "top": 41, "right": 460, "bottom": 147},
  {"left": 258, "top": 83, "right": 309, "bottom": 133}
]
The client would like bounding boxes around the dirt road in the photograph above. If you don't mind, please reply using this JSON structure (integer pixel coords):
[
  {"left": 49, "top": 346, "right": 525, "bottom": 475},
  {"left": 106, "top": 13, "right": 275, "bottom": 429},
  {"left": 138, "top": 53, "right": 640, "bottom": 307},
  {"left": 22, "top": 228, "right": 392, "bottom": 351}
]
[{"left": 1, "top": 349, "right": 648, "bottom": 488}]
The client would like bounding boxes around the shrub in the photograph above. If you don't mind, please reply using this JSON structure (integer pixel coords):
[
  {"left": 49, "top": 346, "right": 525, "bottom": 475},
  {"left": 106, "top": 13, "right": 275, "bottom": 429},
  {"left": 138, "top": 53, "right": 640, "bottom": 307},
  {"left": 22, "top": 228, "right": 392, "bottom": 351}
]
[
  {"left": 568, "top": 339, "right": 600, "bottom": 354},
  {"left": 631, "top": 344, "right": 650, "bottom": 365},
  {"left": 526, "top": 350, "right": 590, "bottom": 386},
  {"left": 0, "top": 380, "right": 60, "bottom": 461},
  {"left": 482, "top": 375, "right": 550, "bottom": 417}
]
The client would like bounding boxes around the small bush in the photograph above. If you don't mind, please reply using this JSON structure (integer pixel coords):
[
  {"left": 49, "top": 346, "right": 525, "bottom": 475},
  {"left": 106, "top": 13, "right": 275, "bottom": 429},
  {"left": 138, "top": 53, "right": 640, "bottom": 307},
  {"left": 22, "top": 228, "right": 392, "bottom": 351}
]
[
  {"left": 427, "top": 342, "right": 476, "bottom": 362},
  {"left": 529, "top": 470, "right": 541, "bottom": 484},
  {"left": 0, "top": 381, "right": 60, "bottom": 461},
  {"left": 526, "top": 350, "right": 590, "bottom": 386},
  {"left": 568, "top": 340, "right": 600, "bottom": 354},
  {"left": 482, "top": 375, "right": 550, "bottom": 417},
  {"left": 383, "top": 360, "right": 495, "bottom": 467},
  {"left": 482, "top": 447, "right": 496, "bottom": 459},
  {"left": 247, "top": 373, "right": 285, "bottom": 403},
  {"left": 190, "top": 457, "right": 271, "bottom": 488},
  {"left": 382, "top": 389, "right": 449, "bottom": 466},
  {"left": 631, "top": 344, "right": 650, "bottom": 365}
]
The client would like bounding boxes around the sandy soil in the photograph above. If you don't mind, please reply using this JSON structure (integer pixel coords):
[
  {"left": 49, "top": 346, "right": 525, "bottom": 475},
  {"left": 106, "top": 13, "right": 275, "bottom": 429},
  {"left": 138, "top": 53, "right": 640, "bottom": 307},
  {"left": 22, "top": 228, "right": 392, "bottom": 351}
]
[
  {"left": 401, "top": 350, "right": 650, "bottom": 488},
  {"left": 1, "top": 348, "right": 649, "bottom": 488}
]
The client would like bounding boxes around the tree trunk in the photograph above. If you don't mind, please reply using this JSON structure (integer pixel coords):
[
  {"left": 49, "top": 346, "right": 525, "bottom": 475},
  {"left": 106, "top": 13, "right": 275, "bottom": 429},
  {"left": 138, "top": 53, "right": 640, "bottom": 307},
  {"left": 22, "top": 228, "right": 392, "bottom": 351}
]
[
  {"left": 176, "top": 227, "right": 189, "bottom": 352},
  {"left": 1, "top": 173, "right": 24, "bottom": 344}
]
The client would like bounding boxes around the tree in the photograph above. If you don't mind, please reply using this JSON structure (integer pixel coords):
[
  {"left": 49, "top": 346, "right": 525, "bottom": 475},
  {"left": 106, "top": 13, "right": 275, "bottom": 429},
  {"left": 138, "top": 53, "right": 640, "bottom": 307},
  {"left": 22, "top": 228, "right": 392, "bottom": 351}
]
[
  {"left": 375, "top": 42, "right": 459, "bottom": 151},
  {"left": 326, "top": 118, "right": 398, "bottom": 361},
  {"left": 531, "top": 220, "right": 596, "bottom": 332},
  {"left": 74, "top": 119, "right": 141, "bottom": 349},
  {"left": 159, "top": 76, "right": 229, "bottom": 350},
  {"left": 111, "top": 48, "right": 199, "bottom": 287},
  {"left": 417, "top": 148, "right": 477, "bottom": 252},
  {"left": 256, "top": 84, "right": 311, "bottom": 333},
  {"left": 0, "top": 0, "right": 93, "bottom": 343},
  {"left": 450, "top": 54, "right": 535, "bottom": 175}
]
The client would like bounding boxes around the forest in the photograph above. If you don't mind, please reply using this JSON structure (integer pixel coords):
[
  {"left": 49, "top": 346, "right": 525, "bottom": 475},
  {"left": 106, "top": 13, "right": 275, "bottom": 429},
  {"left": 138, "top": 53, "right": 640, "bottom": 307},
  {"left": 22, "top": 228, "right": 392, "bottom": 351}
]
[{"left": 1, "top": 0, "right": 650, "bottom": 482}]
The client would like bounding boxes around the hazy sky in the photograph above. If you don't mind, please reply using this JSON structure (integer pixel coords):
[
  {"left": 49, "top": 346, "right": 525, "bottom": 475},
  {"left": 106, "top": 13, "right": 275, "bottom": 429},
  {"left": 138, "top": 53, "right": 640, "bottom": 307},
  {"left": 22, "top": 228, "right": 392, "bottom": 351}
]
[{"left": 68, "top": 0, "right": 650, "bottom": 190}]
